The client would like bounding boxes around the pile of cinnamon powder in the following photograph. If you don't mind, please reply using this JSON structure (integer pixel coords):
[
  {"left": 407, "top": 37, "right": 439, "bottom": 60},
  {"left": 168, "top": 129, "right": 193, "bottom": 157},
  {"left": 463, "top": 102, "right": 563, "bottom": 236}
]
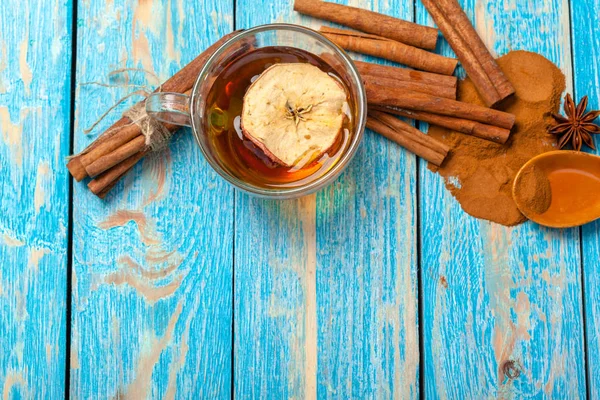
[{"left": 428, "top": 50, "right": 565, "bottom": 226}]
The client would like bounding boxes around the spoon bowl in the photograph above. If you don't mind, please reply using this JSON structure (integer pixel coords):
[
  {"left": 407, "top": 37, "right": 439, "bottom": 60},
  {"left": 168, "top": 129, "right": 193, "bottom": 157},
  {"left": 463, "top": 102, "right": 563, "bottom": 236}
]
[{"left": 513, "top": 151, "right": 600, "bottom": 228}]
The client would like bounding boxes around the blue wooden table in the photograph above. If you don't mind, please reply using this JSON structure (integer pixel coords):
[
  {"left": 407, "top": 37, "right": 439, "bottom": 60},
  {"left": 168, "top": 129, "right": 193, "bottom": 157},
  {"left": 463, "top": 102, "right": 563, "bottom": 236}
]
[{"left": 1, "top": 0, "right": 599, "bottom": 398}]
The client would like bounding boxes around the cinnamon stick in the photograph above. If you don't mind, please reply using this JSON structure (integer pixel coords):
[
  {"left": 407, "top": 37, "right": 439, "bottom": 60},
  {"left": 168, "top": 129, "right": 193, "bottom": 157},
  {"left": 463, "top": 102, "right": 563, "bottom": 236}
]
[
  {"left": 88, "top": 150, "right": 147, "bottom": 196},
  {"left": 85, "top": 135, "right": 147, "bottom": 178},
  {"left": 68, "top": 31, "right": 243, "bottom": 182},
  {"left": 66, "top": 158, "right": 87, "bottom": 181},
  {"left": 354, "top": 61, "right": 458, "bottom": 89},
  {"left": 97, "top": 180, "right": 119, "bottom": 199},
  {"left": 294, "top": 0, "right": 438, "bottom": 50},
  {"left": 363, "top": 75, "right": 456, "bottom": 99},
  {"left": 420, "top": 0, "right": 514, "bottom": 106},
  {"left": 367, "top": 110, "right": 449, "bottom": 166},
  {"left": 372, "top": 111, "right": 450, "bottom": 155},
  {"left": 371, "top": 105, "right": 511, "bottom": 144},
  {"left": 437, "top": 0, "right": 514, "bottom": 99},
  {"left": 365, "top": 82, "right": 515, "bottom": 130},
  {"left": 320, "top": 26, "right": 458, "bottom": 76}
]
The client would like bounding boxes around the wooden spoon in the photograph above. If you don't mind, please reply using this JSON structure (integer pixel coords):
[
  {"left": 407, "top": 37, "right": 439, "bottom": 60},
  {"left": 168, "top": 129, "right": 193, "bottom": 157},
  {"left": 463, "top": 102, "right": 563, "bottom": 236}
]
[{"left": 513, "top": 151, "right": 600, "bottom": 228}]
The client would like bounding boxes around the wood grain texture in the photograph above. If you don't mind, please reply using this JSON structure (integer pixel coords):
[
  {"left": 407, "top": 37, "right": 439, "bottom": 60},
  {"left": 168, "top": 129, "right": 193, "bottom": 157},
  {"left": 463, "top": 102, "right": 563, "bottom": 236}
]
[
  {"left": 571, "top": 0, "right": 600, "bottom": 396},
  {"left": 416, "top": 0, "right": 587, "bottom": 398},
  {"left": 5, "top": 0, "right": 597, "bottom": 397},
  {"left": 0, "top": 0, "right": 72, "bottom": 398},
  {"left": 70, "top": 0, "right": 234, "bottom": 398},
  {"left": 234, "top": 0, "right": 418, "bottom": 398}
]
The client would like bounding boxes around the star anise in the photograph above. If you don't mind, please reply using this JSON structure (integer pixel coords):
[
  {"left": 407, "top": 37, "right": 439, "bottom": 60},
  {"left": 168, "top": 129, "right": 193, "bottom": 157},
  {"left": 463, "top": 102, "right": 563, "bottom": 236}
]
[{"left": 549, "top": 94, "right": 600, "bottom": 151}]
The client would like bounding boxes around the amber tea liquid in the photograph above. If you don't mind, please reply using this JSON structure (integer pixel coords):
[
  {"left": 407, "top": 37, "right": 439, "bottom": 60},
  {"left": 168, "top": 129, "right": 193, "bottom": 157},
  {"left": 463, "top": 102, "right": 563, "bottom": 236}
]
[{"left": 203, "top": 46, "right": 355, "bottom": 188}]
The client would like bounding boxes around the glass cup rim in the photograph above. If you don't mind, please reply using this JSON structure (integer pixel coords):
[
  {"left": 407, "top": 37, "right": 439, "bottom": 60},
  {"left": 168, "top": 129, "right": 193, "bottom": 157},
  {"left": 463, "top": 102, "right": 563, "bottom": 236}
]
[{"left": 190, "top": 23, "right": 367, "bottom": 199}]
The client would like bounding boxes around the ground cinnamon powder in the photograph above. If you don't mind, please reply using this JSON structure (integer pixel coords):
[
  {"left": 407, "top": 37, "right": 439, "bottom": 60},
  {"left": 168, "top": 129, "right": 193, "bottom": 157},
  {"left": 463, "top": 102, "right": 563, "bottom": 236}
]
[
  {"left": 514, "top": 163, "right": 552, "bottom": 215},
  {"left": 428, "top": 50, "right": 565, "bottom": 226}
]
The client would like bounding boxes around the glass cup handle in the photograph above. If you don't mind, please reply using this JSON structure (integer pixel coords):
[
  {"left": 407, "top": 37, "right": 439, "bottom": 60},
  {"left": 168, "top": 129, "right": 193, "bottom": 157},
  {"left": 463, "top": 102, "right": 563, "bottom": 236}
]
[{"left": 145, "top": 92, "right": 192, "bottom": 127}]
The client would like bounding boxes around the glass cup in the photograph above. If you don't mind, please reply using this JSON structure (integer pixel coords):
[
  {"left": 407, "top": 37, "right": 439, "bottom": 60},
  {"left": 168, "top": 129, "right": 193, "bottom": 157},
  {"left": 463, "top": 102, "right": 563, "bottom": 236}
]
[{"left": 145, "top": 23, "right": 367, "bottom": 199}]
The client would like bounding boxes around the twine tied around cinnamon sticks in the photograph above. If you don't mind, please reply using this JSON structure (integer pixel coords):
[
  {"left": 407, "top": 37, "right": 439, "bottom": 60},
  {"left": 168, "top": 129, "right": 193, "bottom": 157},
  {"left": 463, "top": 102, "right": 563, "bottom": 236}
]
[
  {"left": 123, "top": 103, "right": 173, "bottom": 152},
  {"left": 67, "top": 31, "right": 242, "bottom": 198},
  {"left": 67, "top": 69, "right": 175, "bottom": 198}
]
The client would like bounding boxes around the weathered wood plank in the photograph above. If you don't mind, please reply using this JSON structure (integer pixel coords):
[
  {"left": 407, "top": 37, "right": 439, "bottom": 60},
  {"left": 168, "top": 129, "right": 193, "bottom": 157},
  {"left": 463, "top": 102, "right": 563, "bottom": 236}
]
[
  {"left": 70, "top": 0, "right": 234, "bottom": 398},
  {"left": 416, "top": 0, "right": 586, "bottom": 398},
  {"left": 0, "top": 0, "right": 72, "bottom": 398},
  {"left": 571, "top": 0, "right": 600, "bottom": 396},
  {"left": 234, "top": 0, "right": 418, "bottom": 398}
]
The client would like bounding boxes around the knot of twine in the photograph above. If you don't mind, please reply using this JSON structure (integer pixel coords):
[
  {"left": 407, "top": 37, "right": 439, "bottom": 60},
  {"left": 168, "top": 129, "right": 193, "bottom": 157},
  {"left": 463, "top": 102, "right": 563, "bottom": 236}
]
[
  {"left": 123, "top": 102, "right": 173, "bottom": 152},
  {"left": 81, "top": 68, "right": 172, "bottom": 152}
]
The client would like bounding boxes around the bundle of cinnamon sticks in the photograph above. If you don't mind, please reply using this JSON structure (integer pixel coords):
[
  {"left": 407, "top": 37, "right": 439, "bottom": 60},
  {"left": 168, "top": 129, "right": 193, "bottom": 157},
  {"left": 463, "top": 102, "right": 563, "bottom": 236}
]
[
  {"left": 67, "top": 32, "right": 242, "bottom": 198},
  {"left": 356, "top": 60, "right": 513, "bottom": 165}
]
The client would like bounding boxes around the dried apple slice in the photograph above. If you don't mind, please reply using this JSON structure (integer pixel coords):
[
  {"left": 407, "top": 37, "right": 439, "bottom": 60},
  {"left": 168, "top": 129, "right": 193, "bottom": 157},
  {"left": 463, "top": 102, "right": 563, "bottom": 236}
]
[{"left": 241, "top": 63, "right": 348, "bottom": 167}]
